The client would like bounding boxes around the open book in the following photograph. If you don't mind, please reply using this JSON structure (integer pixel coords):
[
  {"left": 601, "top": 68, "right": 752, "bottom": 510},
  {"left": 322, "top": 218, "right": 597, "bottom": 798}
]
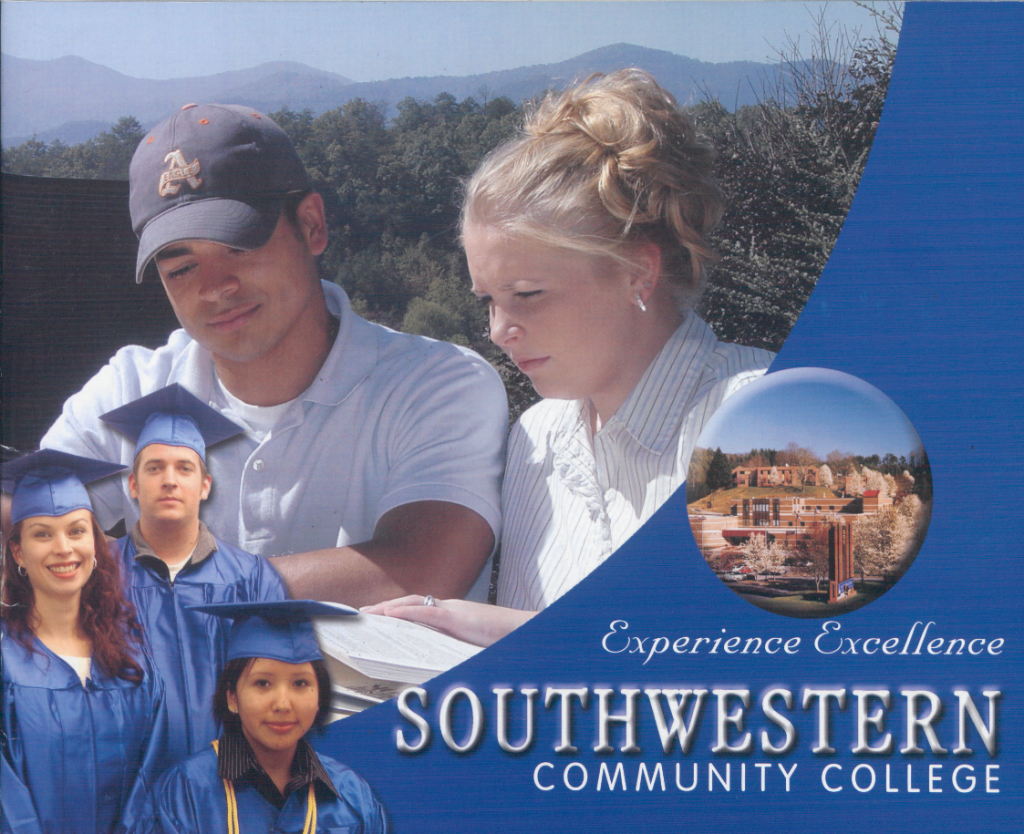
[{"left": 313, "top": 613, "right": 483, "bottom": 718}]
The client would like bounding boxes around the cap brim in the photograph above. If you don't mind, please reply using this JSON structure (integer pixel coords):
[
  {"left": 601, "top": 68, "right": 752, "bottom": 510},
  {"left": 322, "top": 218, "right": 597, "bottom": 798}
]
[
  {"left": 135, "top": 197, "right": 283, "bottom": 283},
  {"left": 3, "top": 449, "right": 127, "bottom": 493}
]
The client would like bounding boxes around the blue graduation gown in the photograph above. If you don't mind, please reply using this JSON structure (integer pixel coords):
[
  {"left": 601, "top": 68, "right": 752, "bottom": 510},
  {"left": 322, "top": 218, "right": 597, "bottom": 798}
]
[
  {"left": 131, "top": 747, "right": 389, "bottom": 834},
  {"left": 0, "top": 625, "right": 168, "bottom": 834},
  {"left": 114, "top": 532, "right": 289, "bottom": 764}
]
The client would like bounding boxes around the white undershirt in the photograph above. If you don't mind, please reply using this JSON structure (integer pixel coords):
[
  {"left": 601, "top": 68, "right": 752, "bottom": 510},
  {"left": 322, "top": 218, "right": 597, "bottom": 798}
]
[
  {"left": 165, "top": 554, "right": 193, "bottom": 582},
  {"left": 215, "top": 375, "right": 297, "bottom": 440},
  {"left": 59, "top": 654, "right": 91, "bottom": 685}
]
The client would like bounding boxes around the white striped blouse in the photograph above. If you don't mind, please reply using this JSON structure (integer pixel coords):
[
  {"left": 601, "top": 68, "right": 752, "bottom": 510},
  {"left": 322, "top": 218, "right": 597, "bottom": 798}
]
[{"left": 496, "top": 314, "right": 774, "bottom": 611}]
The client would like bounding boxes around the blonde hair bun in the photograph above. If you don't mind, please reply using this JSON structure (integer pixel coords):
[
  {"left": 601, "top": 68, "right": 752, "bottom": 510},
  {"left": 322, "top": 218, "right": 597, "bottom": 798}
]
[{"left": 462, "top": 69, "right": 724, "bottom": 299}]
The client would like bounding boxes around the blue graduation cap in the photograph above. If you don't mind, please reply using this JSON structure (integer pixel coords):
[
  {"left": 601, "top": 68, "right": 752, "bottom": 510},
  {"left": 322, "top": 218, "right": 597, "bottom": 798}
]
[
  {"left": 99, "top": 383, "right": 244, "bottom": 463},
  {"left": 187, "top": 600, "right": 357, "bottom": 664},
  {"left": 3, "top": 449, "right": 126, "bottom": 525}
]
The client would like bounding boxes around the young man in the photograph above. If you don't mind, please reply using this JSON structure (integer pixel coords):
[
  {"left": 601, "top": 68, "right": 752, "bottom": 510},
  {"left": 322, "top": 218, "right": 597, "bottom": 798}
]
[
  {"left": 39, "top": 103, "right": 507, "bottom": 607},
  {"left": 101, "top": 384, "right": 289, "bottom": 762}
]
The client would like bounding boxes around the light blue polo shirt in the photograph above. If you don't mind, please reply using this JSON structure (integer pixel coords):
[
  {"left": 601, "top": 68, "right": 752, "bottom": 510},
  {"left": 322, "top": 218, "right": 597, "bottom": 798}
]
[{"left": 42, "top": 280, "right": 508, "bottom": 600}]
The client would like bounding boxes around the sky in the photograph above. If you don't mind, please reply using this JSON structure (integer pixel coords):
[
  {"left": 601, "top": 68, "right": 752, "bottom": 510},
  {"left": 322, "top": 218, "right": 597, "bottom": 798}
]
[
  {"left": 1, "top": 1, "right": 889, "bottom": 82},
  {"left": 694, "top": 368, "right": 924, "bottom": 461}
]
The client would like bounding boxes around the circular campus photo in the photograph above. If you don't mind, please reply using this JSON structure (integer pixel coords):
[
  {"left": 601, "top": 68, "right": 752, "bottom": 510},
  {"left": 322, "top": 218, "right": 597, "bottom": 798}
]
[{"left": 687, "top": 368, "right": 932, "bottom": 618}]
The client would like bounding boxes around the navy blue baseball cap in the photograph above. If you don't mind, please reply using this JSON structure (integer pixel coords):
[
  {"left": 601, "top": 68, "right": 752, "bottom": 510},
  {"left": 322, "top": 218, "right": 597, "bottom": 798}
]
[
  {"left": 187, "top": 600, "right": 357, "bottom": 664},
  {"left": 129, "top": 103, "right": 312, "bottom": 283},
  {"left": 3, "top": 449, "right": 126, "bottom": 525},
  {"left": 99, "top": 383, "right": 244, "bottom": 463}
]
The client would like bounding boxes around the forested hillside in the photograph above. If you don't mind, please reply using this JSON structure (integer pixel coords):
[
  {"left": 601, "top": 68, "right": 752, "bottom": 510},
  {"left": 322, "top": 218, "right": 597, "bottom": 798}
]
[{"left": 2, "top": 9, "right": 899, "bottom": 421}]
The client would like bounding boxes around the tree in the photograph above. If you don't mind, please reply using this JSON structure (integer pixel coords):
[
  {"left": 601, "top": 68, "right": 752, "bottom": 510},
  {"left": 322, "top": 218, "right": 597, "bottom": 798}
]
[
  {"left": 685, "top": 447, "right": 714, "bottom": 502},
  {"left": 854, "top": 505, "right": 913, "bottom": 584},
  {"left": 827, "top": 449, "right": 855, "bottom": 475},
  {"left": 1, "top": 137, "right": 62, "bottom": 175},
  {"left": 91, "top": 116, "right": 145, "bottom": 179},
  {"left": 693, "top": 5, "right": 900, "bottom": 352},
  {"left": 743, "top": 533, "right": 787, "bottom": 583},
  {"left": 701, "top": 546, "right": 730, "bottom": 572},
  {"left": 769, "top": 466, "right": 783, "bottom": 487},
  {"left": 897, "top": 494, "right": 932, "bottom": 562},
  {"left": 864, "top": 467, "right": 887, "bottom": 495},
  {"left": 818, "top": 464, "right": 834, "bottom": 490},
  {"left": 801, "top": 520, "right": 833, "bottom": 594},
  {"left": 844, "top": 468, "right": 863, "bottom": 498},
  {"left": 706, "top": 448, "right": 733, "bottom": 491},
  {"left": 743, "top": 534, "right": 771, "bottom": 581},
  {"left": 883, "top": 473, "right": 898, "bottom": 498}
]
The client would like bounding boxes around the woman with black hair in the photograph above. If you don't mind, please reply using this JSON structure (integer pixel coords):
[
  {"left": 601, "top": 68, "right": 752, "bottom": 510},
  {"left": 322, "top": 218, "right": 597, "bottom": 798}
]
[{"left": 130, "top": 600, "right": 387, "bottom": 834}]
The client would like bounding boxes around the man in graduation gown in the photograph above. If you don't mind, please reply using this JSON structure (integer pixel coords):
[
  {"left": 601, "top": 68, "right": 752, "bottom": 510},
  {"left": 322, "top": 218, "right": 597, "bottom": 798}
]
[{"left": 101, "top": 384, "right": 288, "bottom": 764}]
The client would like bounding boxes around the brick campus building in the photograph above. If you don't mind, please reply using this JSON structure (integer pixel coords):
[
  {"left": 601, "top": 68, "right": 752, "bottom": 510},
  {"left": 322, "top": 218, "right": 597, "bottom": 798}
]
[
  {"left": 689, "top": 491, "right": 893, "bottom": 602},
  {"left": 731, "top": 464, "right": 819, "bottom": 488}
]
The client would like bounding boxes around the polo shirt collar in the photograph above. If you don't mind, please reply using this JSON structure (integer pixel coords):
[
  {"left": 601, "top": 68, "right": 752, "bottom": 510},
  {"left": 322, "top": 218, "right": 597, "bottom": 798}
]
[
  {"left": 299, "top": 281, "right": 379, "bottom": 407},
  {"left": 610, "top": 313, "right": 719, "bottom": 453}
]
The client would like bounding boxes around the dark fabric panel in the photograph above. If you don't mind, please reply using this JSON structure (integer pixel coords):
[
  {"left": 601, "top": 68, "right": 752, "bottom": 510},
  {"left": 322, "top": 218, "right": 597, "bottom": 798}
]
[{"left": 2, "top": 172, "right": 180, "bottom": 452}]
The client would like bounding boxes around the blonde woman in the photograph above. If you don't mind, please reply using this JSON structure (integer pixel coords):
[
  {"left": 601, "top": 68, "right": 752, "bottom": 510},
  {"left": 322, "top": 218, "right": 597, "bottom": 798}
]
[{"left": 369, "top": 70, "right": 773, "bottom": 644}]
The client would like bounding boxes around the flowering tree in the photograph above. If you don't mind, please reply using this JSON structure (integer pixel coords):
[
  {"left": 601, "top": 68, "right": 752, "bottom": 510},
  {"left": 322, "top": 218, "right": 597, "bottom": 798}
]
[
  {"left": 898, "top": 494, "right": 932, "bottom": 558},
  {"left": 864, "top": 467, "right": 887, "bottom": 495},
  {"left": 769, "top": 466, "right": 783, "bottom": 487},
  {"left": 844, "top": 468, "right": 864, "bottom": 498},
  {"left": 883, "top": 473, "right": 898, "bottom": 498},
  {"left": 818, "top": 464, "right": 834, "bottom": 490},
  {"left": 743, "top": 533, "right": 788, "bottom": 582},
  {"left": 854, "top": 505, "right": 913, "bottom": 584}
]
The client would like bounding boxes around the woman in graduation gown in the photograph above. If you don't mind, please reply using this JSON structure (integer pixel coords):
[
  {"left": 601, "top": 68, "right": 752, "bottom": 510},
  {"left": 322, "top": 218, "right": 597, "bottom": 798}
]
[
  {"left": 131, "top": 600, "right": 387, "bottom": 834},
  {"left": 1, "top": 450, "right": 169, "bottom": 834}
]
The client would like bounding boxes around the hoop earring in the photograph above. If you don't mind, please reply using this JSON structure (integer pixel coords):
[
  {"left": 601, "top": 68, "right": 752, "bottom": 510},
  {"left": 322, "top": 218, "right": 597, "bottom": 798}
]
[
  {"left": 93, "top": 557, "right": 98, "bottom": 570},
  {"left": 634, "top": 292, "right": 648, "bottom": 313},
  {"left": 17, "top": 564, "right": 27, "bottom": 577}
]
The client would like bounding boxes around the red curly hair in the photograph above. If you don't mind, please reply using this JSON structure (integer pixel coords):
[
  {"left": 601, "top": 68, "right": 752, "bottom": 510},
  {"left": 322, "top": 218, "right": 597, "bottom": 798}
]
[{"left": 2, "top": 514, "right": 146, "bottom": 683}]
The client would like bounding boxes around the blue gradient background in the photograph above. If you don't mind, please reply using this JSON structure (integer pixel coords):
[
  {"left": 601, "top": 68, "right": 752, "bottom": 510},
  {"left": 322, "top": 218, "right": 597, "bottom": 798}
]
[{"left": 312, "top": 5, "right": 1024, "bottom": 831}]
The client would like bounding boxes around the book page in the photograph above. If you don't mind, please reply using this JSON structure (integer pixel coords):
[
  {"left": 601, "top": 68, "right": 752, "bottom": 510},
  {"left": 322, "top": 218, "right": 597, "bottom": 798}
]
[{"left": 313, "top": 613, "right": 482, "bottom": 685}]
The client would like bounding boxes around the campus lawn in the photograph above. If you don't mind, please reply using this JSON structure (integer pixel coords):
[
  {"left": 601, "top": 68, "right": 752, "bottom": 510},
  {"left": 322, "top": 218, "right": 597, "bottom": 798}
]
[
  {"left": 688, "top": 485, "right": 842, "bottom": 515},
  {"left": 729, "top": 580, "right": 888, "bottom": 618}
]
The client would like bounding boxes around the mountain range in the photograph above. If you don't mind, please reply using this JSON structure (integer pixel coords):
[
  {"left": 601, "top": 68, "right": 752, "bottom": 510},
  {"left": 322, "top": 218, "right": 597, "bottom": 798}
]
[{"left": 2, "top": 44, "right": 782, "bottom": 147}]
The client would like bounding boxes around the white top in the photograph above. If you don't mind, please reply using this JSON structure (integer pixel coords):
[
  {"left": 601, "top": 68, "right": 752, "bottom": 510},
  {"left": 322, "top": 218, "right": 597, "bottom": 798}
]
[
  {"left": 164, "top": 554, "right": 192, "bottom": 583},
  {"left": 497, "top": 313, "right": 774, "bottom": 611},
  {"left": 216, "top": 376, "right": 295, "bottom": 440},
  {"left": 57, "top": 655, "right": 91, "bottom": 685},
  {"left": 42, "top": 281, "right": 508, "bottom": 599}
]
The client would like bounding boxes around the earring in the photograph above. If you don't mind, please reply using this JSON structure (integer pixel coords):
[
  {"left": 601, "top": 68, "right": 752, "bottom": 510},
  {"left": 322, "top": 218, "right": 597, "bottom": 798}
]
[
  {"left": 634, "top": 292, "right": 648, "bottom": 313},
  {"left": 93, "top": 557, "right": 98, "bottom": 570},
  {"left": 17, "top": 564, "right": 27, "bottom": 577}
]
